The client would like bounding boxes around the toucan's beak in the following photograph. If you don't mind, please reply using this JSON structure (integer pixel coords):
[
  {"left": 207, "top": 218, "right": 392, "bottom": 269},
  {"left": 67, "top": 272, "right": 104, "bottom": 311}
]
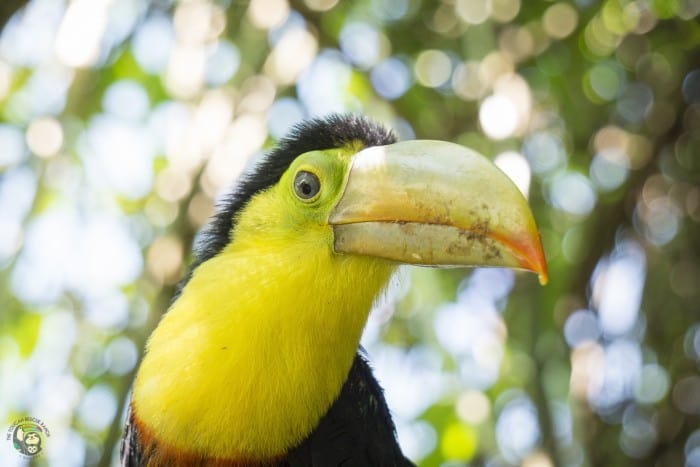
[{"left": 329, "top": 140, "right": 548, "bottom": 285}]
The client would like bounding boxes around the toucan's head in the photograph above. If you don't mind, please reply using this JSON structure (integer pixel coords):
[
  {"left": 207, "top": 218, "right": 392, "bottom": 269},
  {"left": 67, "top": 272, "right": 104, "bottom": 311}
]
[{"left": 194, "top": 114, "right": 547, "bottom": 284}]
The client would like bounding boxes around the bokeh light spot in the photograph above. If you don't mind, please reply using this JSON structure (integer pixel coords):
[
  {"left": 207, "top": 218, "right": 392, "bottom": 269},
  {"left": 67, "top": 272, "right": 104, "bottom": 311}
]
[
  {"left": 84, "top": 292, "right": 129, "bottom": 330},
  {"left": 106, "top": 336, "right": 138, "bottom": 376},
  {"left": 131, "top": 14, "right": 174, "bottom": 74},
  {"left": 456, "top": 0, "right": 492, "bottom": 25},
  {"left": 415, "top": 49, "right": 452, "bottom": 88},
  {"left": 340, "top": 22, "right": 383, "bottom": 70},
  {"left": 206, "top": 40, "right": 241, "bottom": 86},
  {"left": 248, "top": 0, "right": 290, "bottom": 30},
  {"left": 103, "top": 80, "right": 150, "bottom": 121},
  {"left": 479, "top": 94, "right": 518, "bottom": 139},
  {"left": 370, "top": 0, "right": 411, "bottom": 22},
  {"left": 494, "top": 150, "right": 531, "bottom": 197},
  {"left": 372, "top": 57, "right": 412, "bottom": 100},
  {"left": 268, "top": 97, "right": 305, "bottom": 140},
  {"left": 146, "top": 235, "right": 184, "bottom": 285},
  {"left": 590, "top": 339, "right": 642, "bottom": 412},
  {"left": 499, "top": 26, "right": 535, "bottom": 62},
  {"left": 265, "top": 27, "right": 318, "bottom": 85},
  {"left": 55, "top": 0, "right": 108, "bottom": 68},
  {"left": 585, "top": 61, "right": 626, "bottom": 102},
  {"left": 297, "top": 50, "right": 352, "bottom": 115},
  {"left": 522, "top": 132, "right": 566, "bottom": 174},
  {"left": 441, "top": 422, "right": 477, "bottom": 461},
  {"left": 457, "top": 390, "right": 491, "bottom": 425},
  {"left": 593, "top": 241, "right": 646, "bottom": 337},
  {"left": 543, "top": 3, "right": 578, "bottom": 39},
  {"left": 634, "top": 364, "right": 670, "bottom": 404},
  {"left": 166, "top": 43, "right": 206, "bottom": 98},
  {"left": 496, "top": 395, "right": 540, "bottom": 462},
  {"left": 26, "top": 116, "right": 63, "bottom": 158},
  {"left": 590, "top": 150, "right": 629, "bottom": 192},
  {"left": 617, "top": 82, "right": 653, "bottom": 123},
  {"left": 173, "top": 2, "right": 225, "bottom": 45},
  {"left": 673, "top": 376, "right": 700, "bottom": 415},
  {"left": 635, "top": 196, "right": 681, "bottom": 246},
  {"left": 549, "top": 171, "right": 597, "bottom": 216},
  {"left": 492, "top": 0, "right": 521, "bottom": 22},
  {"left": 452, "top": 61, "right": 487, "bottom": 101},
  {"left": 304, "top": 0, "right": 339, "bottom": 11},
  {"left": 620, "top": 406, "right": 656, "bottom": 458},
  {"left": 564, "top": 309, "right": 600, "bottom": 348},
  {"left": 83, "top": 115, "right": 156, "bottom": 199},
  {"left": 687, "top": 430, "right": 700, "bottom": 464},
  {"left": 523, "top": 451, "right": 554, "bottom": 467},
  {"left": 583, "top": 15, "right": 620, "bottom": 56},
  {"left": 78, "top": 384, "right": 117, "bottom": 431}
]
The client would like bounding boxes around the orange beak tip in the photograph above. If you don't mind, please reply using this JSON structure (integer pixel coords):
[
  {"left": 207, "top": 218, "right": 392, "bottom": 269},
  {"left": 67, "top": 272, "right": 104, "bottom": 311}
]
[
  {"left": 536, "top": 232, "right": 548, "bottom": 285},
  {"left": 507, "top": 230, "right": 548, "bottom": 286}
]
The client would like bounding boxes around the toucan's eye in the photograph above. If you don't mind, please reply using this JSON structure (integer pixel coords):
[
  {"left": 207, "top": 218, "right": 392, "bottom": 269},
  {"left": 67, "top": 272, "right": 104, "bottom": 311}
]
[{"left": 294, "top": 171, "right": 320, "bottom": 200}]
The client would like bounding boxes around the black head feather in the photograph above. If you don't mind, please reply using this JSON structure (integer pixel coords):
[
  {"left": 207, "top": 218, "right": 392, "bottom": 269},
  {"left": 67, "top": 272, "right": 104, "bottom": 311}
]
[{"left": 186, "top": 113, "right": 396, "bottom": 279}]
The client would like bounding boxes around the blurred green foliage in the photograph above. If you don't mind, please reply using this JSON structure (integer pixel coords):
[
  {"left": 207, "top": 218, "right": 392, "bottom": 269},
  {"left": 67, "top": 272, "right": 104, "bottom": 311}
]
[{"left": 1, "top": 0, "right": 699, "bottom": 466}]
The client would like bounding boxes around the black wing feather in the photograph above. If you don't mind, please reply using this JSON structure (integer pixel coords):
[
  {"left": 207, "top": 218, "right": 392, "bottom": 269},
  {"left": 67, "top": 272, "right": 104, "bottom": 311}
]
[{"left": 286, "top": 352, "right": 415, "bottom": 467}]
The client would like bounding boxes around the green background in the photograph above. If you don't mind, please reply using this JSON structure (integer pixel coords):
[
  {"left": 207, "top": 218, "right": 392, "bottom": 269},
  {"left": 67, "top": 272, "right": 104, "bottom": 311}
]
[{"left": 0, "top": 0, "right": 699, "bottom": 465}]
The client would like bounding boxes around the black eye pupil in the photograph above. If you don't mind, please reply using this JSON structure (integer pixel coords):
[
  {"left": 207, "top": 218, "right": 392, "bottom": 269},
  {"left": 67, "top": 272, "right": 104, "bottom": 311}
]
[{"left": 294, "top": 171, "right": 320, "bottom": 200}]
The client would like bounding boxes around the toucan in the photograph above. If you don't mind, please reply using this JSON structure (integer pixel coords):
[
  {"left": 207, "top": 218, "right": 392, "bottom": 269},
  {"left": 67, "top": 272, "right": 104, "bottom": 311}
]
[{"left": 120, "top": 114, "right": 547, "bottom": 466}]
